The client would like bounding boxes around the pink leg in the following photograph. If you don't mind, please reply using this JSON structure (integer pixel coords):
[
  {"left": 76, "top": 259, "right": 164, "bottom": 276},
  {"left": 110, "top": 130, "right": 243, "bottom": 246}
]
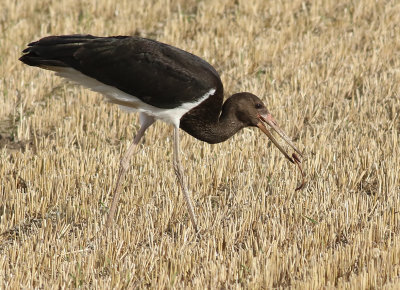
[
  {"left": 105, "top": 114, "right": 155, "bottom": 228},
  {"left": 173, "top": 126, "right": 199, "bottom": 232}
]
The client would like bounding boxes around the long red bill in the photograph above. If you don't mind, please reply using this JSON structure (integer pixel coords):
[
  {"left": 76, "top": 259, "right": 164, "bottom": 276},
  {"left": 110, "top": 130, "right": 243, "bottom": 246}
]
[
  {"left": 256, "top": 121, "right": 295, "bottom": 163},
  {"left": 257, "top": 113, "right": 305, "bottom": 191},
  {"left": 259, "top": 113, "right": 302, "bottom": 157}
]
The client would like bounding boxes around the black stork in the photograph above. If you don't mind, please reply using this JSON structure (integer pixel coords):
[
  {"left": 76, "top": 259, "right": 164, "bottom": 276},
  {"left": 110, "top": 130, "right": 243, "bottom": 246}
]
[{"left": 19, "top": 35, "right": 304, "bottom": 232}]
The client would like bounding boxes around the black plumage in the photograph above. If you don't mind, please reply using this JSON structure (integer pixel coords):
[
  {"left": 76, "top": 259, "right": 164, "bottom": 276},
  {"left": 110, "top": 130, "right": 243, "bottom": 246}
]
[{"left": 20, "top": 35, "right": 220, "bottom": 109}]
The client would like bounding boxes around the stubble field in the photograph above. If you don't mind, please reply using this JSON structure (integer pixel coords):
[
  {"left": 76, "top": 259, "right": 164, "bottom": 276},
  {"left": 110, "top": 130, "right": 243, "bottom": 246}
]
[{"left": 1, "top": 0, "right": 399, "bottom": 288}]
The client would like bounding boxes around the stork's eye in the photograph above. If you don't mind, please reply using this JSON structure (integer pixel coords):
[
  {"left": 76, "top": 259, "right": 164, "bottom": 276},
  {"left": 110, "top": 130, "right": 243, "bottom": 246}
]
[{"left": 255, "top": 103, "right": 262, "bottom": 109}]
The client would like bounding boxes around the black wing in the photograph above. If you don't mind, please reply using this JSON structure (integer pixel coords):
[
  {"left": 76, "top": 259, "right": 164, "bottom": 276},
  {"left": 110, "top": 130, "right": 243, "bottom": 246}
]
[{"left": 20, "top": 35, "right": 221, "bottom": 109}]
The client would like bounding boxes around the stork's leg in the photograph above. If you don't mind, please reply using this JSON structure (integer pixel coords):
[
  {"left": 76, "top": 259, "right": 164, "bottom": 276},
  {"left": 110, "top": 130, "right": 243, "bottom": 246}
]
[
  {"left": 173, "top": 126, "right": 199, "bottom": 232},
  {"left": 106, "top": 113, "right": 155, "bottom": 228}
]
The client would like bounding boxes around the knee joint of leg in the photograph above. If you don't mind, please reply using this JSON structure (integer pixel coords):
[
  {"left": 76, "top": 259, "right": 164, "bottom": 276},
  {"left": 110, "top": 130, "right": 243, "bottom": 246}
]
[
  {"left": 120, "top": 159, "right": 130, "bottom": 171},
  {"left": 173, "top": 162, "right": 179, "bottom": 173}
]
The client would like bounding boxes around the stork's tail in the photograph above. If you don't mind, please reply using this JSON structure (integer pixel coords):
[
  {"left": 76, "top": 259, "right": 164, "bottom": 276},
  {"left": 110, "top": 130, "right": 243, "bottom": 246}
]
[{"left": 19, "top": 34, "right": 98, "bottom": 68}]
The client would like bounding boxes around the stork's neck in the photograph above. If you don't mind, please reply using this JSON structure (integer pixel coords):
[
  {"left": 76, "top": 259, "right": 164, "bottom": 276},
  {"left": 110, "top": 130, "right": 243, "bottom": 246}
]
[{"left": 180, "top": 92, "right": 245, "bottom": 144}]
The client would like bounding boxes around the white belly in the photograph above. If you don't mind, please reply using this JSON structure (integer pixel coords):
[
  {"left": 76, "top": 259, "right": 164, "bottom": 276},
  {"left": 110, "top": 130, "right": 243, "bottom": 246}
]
[{"left": 50, "top": 67, "right": 215, "bottom": 127}]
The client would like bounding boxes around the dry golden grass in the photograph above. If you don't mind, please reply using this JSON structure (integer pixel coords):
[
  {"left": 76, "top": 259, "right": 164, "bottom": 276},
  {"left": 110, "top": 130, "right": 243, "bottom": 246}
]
[{"left": 1, "top": 0, "right": 400, "bottom": 288}]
